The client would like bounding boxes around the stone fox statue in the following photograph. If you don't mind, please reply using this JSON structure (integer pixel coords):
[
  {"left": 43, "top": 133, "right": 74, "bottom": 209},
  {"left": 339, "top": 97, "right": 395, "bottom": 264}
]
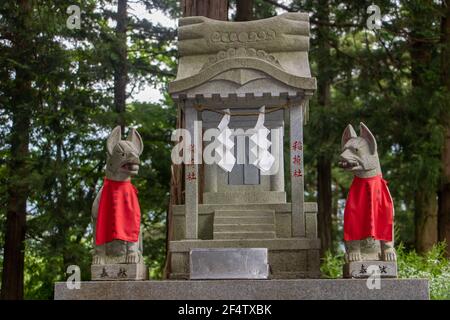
[
  {"left": 92, "top": 126, "right": 144, "bottom": 265},
  {"left": 339, "top": 122, "right": 396, "bottom": 262}
]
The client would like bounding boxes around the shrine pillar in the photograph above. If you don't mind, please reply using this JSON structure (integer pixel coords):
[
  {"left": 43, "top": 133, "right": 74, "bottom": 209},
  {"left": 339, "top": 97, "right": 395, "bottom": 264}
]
[{"left": 184, "top": 104, "right": 200, "bottom": 239}]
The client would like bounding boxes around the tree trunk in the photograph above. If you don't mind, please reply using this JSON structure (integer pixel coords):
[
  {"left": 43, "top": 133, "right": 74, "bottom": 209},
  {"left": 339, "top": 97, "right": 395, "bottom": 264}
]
[
  {"left": 410, "top": 6, "right": 438, "bottom": 253},
  {"left": 316, "top": 0, "right": 333, "bottom": 255},
  {"left": 182, "top": 0, "right": 228, "bottom": 20},
  {"left": 114, "top": 0, "right": 128, "bottom": 132},
  {"left": 317, "top": 156, "right": 332, "bottom": 254},
  {"left": 236, "top": 0, "right": 253, "bottom": 21},
  {"left": 1, "top": 0, "right": 33, "bottom": 300},
  {"left": 415, "top": 191, "right": 438, "bottom": 253},
  {"left": 438, "top": 0, "right": 450, "bottom": 256}
]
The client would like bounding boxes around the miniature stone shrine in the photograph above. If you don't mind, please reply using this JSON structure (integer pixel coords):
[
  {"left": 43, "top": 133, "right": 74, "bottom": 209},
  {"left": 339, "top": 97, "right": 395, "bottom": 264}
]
[{"left": 167, "top": 12, "right": 320, "bottom": 279}]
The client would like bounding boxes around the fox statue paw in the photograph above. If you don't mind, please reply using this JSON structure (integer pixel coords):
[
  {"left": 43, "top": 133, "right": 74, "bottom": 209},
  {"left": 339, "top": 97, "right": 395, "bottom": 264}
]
[
  {"left": 92, "top": 254, "right": 105, "bottom": 265},
  {"left": 345, "top": 251, "right": 362, "bottom": 262},
  {"left": 381, "top": 248, "right": 397, "bottom": 261},
  {"left": 125, "top": 251, "right": 141, "bottom": 264}
]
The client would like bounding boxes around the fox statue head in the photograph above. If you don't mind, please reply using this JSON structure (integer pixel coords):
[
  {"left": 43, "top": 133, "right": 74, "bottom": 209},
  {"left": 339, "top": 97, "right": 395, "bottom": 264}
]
[
  {"left": 339, "top": 122, "right": 381, "bottom": 178},
  {"left": 105, "top": 126, "right": 144, "bottom": 181}
]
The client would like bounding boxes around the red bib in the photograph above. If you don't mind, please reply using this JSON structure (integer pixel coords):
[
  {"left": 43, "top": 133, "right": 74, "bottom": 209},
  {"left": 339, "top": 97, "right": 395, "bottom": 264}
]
[
  {"left": 95, "top": 178, "right": 141, "bottom": 245},
  {"left": 344, "top": 175, "right": 393, "bottom": 241}
]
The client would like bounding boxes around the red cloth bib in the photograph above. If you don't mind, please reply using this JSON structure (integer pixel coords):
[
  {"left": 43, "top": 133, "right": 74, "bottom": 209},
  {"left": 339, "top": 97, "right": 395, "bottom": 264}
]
[
  {"left": 95, "top": 178, "right": 141, "bottom": 245},
  {"left": 344, "top": 175, "right": 393, "bottom": 241}
]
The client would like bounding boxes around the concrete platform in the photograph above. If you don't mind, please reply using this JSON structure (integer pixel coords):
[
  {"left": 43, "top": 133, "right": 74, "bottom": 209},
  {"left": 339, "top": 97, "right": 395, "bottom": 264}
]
[{"left": 54, "top": 279, "right": 429, "bottom": 300}]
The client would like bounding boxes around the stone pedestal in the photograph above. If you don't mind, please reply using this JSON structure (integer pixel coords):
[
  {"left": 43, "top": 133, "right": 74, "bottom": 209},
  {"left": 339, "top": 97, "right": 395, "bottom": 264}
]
[
  {"left": 170, "top": 202, "right": 320, "bottom": 279},
  {"left": 91, "top": 263, "right": 148, "bottom": 281},
  {"left": 344, "top": 261, "right": 397, "bottom": 279},
  {"left": 169, "top": 238, "right": 320, "bottom": 279},
  {"left": 54, "top": 279, "right": 429, "bottom": 300}
]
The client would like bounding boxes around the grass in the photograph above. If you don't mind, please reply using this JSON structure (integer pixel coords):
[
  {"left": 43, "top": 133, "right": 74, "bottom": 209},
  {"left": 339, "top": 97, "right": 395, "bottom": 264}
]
[{"left": 320, "top": 242, "right": 450, "bottom": 300}]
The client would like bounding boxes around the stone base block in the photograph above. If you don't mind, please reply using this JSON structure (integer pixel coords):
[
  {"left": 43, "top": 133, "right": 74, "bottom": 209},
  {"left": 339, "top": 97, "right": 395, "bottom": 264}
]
[
  {"left": 54, "top": 279, "right": 429, "bottom": 300},
  {"left": 91, "top": 263, "right": 148, "bottom": 281},
  {"left": 169, "top": 239, "right": 320, "bottom": 279},
  {"left": 343, "top": 261, "right": 397, "bottom": 279}
]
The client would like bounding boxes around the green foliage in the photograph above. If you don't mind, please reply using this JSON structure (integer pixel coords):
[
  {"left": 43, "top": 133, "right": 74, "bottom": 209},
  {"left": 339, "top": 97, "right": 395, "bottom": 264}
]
[
  {"left": 0, "top": 0, "right": 177, "bottom": 299},
  {"left": 396, "top": 242, "right": 450, "bottom": 300},
  {"left": 320, "top": 243, "right": 450, "bottom": 300},
  {"left": 320, "top": 250, "right": 345, "bottom": 279}
]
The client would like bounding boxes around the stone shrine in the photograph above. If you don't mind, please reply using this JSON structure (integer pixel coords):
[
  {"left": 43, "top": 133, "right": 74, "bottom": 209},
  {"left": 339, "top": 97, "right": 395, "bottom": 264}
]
[{"left": 167, "top": 12, "right": 320, "bottom": 279}]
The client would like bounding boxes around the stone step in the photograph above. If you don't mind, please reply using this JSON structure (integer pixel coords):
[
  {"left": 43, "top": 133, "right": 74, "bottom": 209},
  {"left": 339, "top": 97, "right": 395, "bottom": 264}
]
[
  {"left": 214, "top": 223, "right": 275, "bottom": 232},
  {"left": 214, "top": 216, "right": 274, "bottom": 225},
  {"left": 214, "top": 210, "right": 274, "bottom": 217},
  {"left": 169, "top": 238, "right": 322, "bottom": 251},
  {"left": 213, "top": 231, "right": 276, "bottom": 240},
  {"left": 204, "top": 191, "right": 286, "bottom": 204}
]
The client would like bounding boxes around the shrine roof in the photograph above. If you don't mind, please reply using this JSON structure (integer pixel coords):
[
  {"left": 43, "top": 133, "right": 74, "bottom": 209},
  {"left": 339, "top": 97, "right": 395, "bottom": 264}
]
[{"left": 168, "top": 12, "right": 317, "bottom": 98}]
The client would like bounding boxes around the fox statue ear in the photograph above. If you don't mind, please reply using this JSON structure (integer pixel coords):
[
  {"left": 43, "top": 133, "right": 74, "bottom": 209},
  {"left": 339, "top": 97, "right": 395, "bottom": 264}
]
[
  {"left": 107, "top": 126, "right": 121, "bottom": 155},
  {"left": 127, "top": 128, "right": 144, "bottom": 155},
  {"left": 359, "top": 122, "right": 377, "bottom": 154},
  {"left": 341, "top": 124, "right": 357, "bottom": 149}
]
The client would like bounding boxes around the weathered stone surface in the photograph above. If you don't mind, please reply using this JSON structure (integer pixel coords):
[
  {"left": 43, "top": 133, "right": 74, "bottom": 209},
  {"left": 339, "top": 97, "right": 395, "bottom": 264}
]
[
  {"left": 55, "top": 279, "right": 429, "bottom": 300},
  {"left": 172, "top": 202, "right": 318, "bottom": 215},
  {"left": 214, "top": 216, "right": 274, "bottom": 225},
  {"left": 274, "top": 212, "right": 291, "bottom": 237},
  {"left": 214, "top": 231, "right": 276, "bottom": 239},
  {"left": 190, "top": 248, "right": 269, "bottom": 279},
  {"left": 184, "top": 105, "right": 199, "bottom": 240},
  {"left": 171, "top": 252, "right": 189, "bottom": 274},
  {"left": 305, "top": 212, "right": 318, "bottom": 238},
  {"left": 169, "top": 12, "right": 317, "bottom": 95},
  {"left": 213, "top": 209, "right": 276, "bottom": 239},
  {"left": 307, "top": 250, "right": 321, "bottom": 274},
  {"left": 91, "top": 263, "right": 148, "bottom": 281},
  {"left": 169, "top": 22, "right": 317, "bottom": 109},
  {"left": 270, "top": 250, "right": 306, "bottom": 272},
  {"left": 203, "top": 191, "right": 286, "bottom": 204},
  {"left": 177, "top": 13, "right": 310, "bottom": 56},
  {"left": 214, "top": 224, "right": 275, "bottom": 232},
  {"left": 214, "top": 209, "right": 274, "bottom": 217},
  {"left": 169, "top": 239, "right": 320, "bottom": 252},
  {"left": 290, "top": 102, "right": 305, "bottom": 237},
  {"left": 169, "top": 239, "right": 320, "bottom": 279},
  {"left": 344, "top": 261, "right": 397, "bottom": 279}
]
